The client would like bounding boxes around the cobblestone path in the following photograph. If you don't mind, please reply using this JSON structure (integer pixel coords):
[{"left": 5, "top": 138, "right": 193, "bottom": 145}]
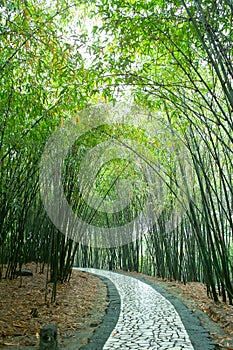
[{"left": 79, "top": 268, "right": 196, "bottom": 350}]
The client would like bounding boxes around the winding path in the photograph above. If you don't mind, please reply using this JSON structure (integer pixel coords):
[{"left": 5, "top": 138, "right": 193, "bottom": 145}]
[{"left": 77, "top": 268, "right": 215, "bottom": 350}]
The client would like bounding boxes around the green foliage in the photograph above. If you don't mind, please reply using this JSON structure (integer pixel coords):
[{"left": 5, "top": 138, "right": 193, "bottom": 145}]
[
  {"left": 0, "top": 0, "right": 232, "bottom": 304},
  {"left": 75, "top": 0, "right": 233, "bottom": 303},
  {"left": 0, "top": 0, "right": 95, "bottom": 299}
]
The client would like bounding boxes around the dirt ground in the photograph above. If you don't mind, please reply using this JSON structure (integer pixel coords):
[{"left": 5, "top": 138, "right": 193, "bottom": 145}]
[
  {"left": 0, "top": 263, "right": 108, "bottom": 349},
  {"left": 0, "top": 264, "right": 233, "bottom": 349}
]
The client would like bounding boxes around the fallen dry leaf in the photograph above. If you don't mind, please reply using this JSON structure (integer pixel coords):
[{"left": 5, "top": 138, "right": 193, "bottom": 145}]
[{"left": 0, "top": 263, "right": 108, "bottom": 347}]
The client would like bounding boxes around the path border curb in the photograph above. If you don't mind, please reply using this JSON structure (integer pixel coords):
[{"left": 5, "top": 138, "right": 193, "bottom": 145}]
[
  {"left": 128, "top": 274, "right": 216, "bottom": 350},
  {"left": 79, "top": 270, "right": 216, "bottom": 350},
  {"left": 79, "top": 272, "right": 121, "bottom": 350}
]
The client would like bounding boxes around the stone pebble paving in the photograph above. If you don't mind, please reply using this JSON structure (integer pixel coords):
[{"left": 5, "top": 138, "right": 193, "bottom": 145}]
[{"left": 79, "top": 268, "right": 194, "bottom": 350}]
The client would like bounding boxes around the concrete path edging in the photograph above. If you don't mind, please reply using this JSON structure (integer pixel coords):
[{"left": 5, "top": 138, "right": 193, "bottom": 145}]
[
  {"left": 130, "top": 274, "right": 216, "bottom": 350},
  {"left": 79, "top": 272, "right": 121, "bottom": 350},
  {"left": 77, "top": 269, "right": 216, "bottom": 350}
]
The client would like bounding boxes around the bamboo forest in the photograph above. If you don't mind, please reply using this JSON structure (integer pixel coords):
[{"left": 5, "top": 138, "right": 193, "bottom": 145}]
[{"left": 0, "top": 1, "right": 233, "bottom": 347}]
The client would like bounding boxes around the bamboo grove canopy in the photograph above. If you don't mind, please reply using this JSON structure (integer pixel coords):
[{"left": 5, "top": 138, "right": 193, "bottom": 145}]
[{"left": 0, "top": 0, "right": 232, "bottom": 303}]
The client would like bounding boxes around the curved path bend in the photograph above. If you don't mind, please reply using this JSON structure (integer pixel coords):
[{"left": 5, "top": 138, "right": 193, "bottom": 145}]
[{"left": 77, "top": 268, "right": 215, "bottom": 350}]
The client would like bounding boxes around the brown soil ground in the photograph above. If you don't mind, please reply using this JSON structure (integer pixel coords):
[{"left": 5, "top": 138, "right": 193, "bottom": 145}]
[
  {"left": 0, "top": 263, "right": 108, "bottom": 349},
  {"left": 0, "top": 265, "right": 233, "bottom": 349}
]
